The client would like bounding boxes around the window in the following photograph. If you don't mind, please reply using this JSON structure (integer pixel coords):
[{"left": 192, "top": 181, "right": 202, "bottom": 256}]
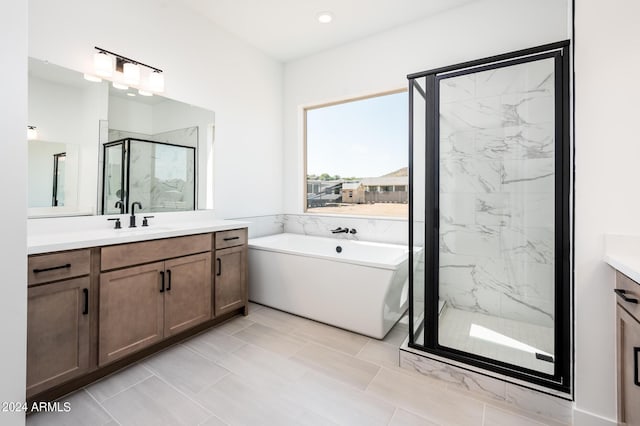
[{"left": 305, "top": 90, "right": 408, "bottom": 217}]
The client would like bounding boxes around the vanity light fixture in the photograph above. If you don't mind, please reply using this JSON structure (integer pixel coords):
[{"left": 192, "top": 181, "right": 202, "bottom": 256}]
[
  {"left": 92, "top": 47, "right": 164, "bottom": 93},
  {"left": 27, "top": 126, "right": 38, "bottom": 140},
  {"left": 317, "top": 11, "right": 334, "bottom": 24},
  {"left": 138, "top": 89, "right": 153, "bottom": 97},
  {"left": 112, "top": 82, "right": 128, "bottom": 90}
]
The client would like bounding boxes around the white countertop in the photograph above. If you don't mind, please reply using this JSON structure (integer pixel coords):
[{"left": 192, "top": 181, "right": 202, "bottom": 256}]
[
  {"left": 604, "top": 234, "right": 640, "bottom": 284},
  {"left": 28, "top": 212, "right": 248, "bottom": 255}
]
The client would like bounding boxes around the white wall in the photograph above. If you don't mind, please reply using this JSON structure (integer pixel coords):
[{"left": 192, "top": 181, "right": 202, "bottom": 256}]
[
  {"left": 0, "top": 0, "right": 27, "bottom": 424},
  {"left": 29, "top": 0, "right": 283, "bottom": 219},
  {"left": 574, "top": 0, "right": 640, "bottom": 423},
  {"left": 108, "top": 96, "right": 154, "bottom": 135},
  {"left": 283, "top": 0, "right": 569, "bottom": 213},
  {"left": 28, "top": 73, "right": 107, "bottom": 214}
]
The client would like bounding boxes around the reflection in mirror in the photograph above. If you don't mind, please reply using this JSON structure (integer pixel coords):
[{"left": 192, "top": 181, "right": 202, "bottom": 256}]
[{"left": 28, "top": 57, "right": 216, "bottom": 218}]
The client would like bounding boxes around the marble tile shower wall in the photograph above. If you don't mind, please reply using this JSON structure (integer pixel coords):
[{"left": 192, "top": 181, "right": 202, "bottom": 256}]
[{"left": 438, "top": 58, "right": 556, "bottom": 327}]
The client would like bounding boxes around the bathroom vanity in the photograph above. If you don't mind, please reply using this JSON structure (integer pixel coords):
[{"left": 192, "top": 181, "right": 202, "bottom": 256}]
[
  {"left": 26, "top": 221, "right": 248, "bottom": 402},
  {"left": 605, "top": 235, "right": 640, "bottom": 426}
]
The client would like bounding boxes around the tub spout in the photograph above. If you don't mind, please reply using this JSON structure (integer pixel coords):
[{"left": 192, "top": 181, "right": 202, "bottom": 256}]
[{"left": 331, "top": 227, "right": 349, "bottom": 234}]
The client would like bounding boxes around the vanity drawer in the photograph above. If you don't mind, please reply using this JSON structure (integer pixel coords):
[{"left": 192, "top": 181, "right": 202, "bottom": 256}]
[
  {"left": 101, "top": 233, "right": 212, "bottom": 271},
  {"left": 215, "top": 228, "right": 247, "bottom": 250},
  {"left": 28, "top": 249, "right": 91, "bottom": 286},
  {"left": 616, "top": 271, "right": 640, "bottom": 320}
]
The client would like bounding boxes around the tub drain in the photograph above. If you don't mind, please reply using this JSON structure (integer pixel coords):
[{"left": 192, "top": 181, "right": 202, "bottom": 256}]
[{"left": 336, "top": 246, "right": 342, "bottom": 253}]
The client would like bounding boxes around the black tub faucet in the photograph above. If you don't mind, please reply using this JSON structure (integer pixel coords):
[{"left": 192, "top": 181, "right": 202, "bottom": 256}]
[
  {"left": 130, "top": 202, "right": 142, "bottom": 228},
  {"left": 331, "top": 227, "right": 349, "bottom": 234}
]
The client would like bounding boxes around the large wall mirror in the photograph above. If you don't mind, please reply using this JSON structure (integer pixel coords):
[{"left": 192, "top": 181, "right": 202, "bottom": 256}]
[{"left": 28, "top": 57, "right": 215, "bottom": 218}]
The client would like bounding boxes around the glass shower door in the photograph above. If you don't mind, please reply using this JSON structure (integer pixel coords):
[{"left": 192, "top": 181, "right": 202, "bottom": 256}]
[
  {"left": 103, "top": 142, "right": 125, "bottom": 214},
  {"left": 437, "top": 55, "right": 559, "bottom": 375}
]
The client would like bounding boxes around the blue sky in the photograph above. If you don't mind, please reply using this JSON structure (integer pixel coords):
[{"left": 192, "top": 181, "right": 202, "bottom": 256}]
[{"left": 306, "top": 91, "right": 407, "bottom": 178}]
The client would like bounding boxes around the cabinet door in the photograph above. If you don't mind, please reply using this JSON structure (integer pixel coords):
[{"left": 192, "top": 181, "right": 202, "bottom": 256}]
[
  {"left": 99, "top": 262, "right": 164, "bottom": 366},
  {"left": 618, "top": 305, "right": 640, "bottom": 426},
  {"left": 214, "top": 245, "right": 247, "bottom": 316},
  {"left": 164, "top": 252, "right": 212, "bottom": 336},
  {"left": 27, "top": 276, "right": 90, "bottom": 397}
]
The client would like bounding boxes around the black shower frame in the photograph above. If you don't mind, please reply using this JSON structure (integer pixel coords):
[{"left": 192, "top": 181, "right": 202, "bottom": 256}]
[
  {"left": 407, "top": 40, "right": 572, "bottom": 394},
  {"left": 101, "top": 137, "right": 197, "bottom": 215},
  {"left": 52, "top": 152, "right": 66, "bottom": 207}
]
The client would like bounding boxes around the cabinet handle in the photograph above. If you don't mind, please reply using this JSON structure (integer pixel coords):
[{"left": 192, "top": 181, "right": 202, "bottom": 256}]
[
  {"left": 33, "top": 263, "right": 71, "bottom": 273},
  {"left": 166, "top": 269, "right": 172, "bottom": 291},
  {"left": 614, "top": 289, "right": 638, "bottom": 304},
  {"left": 82, "top": 288, "right": 89, "bottom": 315},
  {"left": 160, "top": 271, "right": 165, "bottom": 293},
  {"left": 216, "top": 258, "right": 221, "bottom": 276},
  {"left": 635, "top": 347, "right": 640, "bottom": 387},
  {"left": 223, "top": 236, "right": 239, "bottom": 241}
]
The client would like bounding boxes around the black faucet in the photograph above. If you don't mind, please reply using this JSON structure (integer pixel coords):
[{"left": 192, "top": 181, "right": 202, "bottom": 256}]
[
  {"left": 115, "top": 200, "right": 124, "bottom": 214},
  {"left": 130, "top": 202, "right": 142, "bottom": 228},
  {"left": 331, "top": 227, "right": 350, "bottom": 234}
]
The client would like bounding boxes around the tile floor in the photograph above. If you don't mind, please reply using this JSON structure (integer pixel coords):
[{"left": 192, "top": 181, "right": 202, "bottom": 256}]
[{"left": 27, "top": 303, "right": 566, "bottom": 426}]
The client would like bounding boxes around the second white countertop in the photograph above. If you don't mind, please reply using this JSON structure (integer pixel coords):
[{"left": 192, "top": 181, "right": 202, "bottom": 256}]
[{"left": 604, "top": 234, "right": 640, "bottom": 284}]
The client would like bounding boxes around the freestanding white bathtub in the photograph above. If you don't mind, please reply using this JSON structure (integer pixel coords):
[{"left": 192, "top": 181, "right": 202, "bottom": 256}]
[{"left": 248, "top": 233, "right": 409, "bottom": 339}]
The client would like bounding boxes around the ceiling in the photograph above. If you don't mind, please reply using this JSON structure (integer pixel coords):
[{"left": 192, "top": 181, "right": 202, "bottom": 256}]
[{"left": 178, "top": 0, "right": 477, "bottom": 62}]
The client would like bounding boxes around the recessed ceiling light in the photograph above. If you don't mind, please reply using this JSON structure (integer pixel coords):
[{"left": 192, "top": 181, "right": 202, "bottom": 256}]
[{"left": 317, "top": 12, "right": 333, "bottom": 24}]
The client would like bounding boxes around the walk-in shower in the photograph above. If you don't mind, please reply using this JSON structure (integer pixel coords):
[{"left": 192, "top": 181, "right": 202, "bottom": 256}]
[
  {"left": 408, "top": 41, "right": 571, "bottom": 392},
  {"left": 102, "top": 138, "right": 196, "bottom": 214}
]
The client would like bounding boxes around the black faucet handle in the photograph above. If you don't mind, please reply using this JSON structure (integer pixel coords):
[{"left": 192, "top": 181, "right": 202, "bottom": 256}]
[
  {"left": 107, "top": 218, "right": 121, "bottom": 229},
  {"left": 142, "top": 216, "right": 154, "bottom": 227},
  {"left": 349, "top": 228, "right": 357, "bottom": 234}
]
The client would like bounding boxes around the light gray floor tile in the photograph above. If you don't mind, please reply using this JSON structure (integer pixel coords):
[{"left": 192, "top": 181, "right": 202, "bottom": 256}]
[
  {"left": 216, "top": 342, "right": 309, "bottom": 387},
  {"left": 247, "top": 301, "right": 264, "bottom": 312},
  {"left": 183, "top": 328, "right": 246, "bottom": 362},
  {"left": 292, "top": 342, "right": 380, "bottom": 390},
  {"left": 356, "top": 338, "right": 402, "bottom": 370},
  {"left": 85, "top": 363, "right": 153, "bottom": 403},
  {"left": 233, "top": 322, "right": 307, "bottom": 356},
  {"left": 247, "top": 305, "right": 313, "bottom": 333},
  {"left": 389, "top": 408, "right": 440, "bottom": 426},
  {"left": 366, "top": 367, "right": 485, "bottom": 426},
  {"left": 193, "top": 372, "right": 309, "bottom": 426},
  {"left": 199, "top": 414, "right": 228, "bottom": 425},
  {"left": 215, "top": 316, "right": 255, "bottom": 335},
  {"left": 284, "top": 371, "right": 395, "bottom": 426},
  {"left": 102, "top": 375, "right": 211, "bottom": 425},
  {"left": 292, "top": 319, "right": 370, "bottom": 355},
  {"left": 484, "top": 404, "right": 549, "bottom": 426},
  {"left": 27, "top": 390, "right": 115, "bottom": 426},
  {"left": 143, "top": 344, "right": 228, "bottom": 397}
]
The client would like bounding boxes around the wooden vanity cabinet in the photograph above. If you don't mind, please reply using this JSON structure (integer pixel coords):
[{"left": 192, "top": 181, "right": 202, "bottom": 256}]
[
  {"left": 99, "top": 235, "right": 213, "bottom": 366},
  {"left": 615, "top": 271, "right": 640, "bottom": 426},
  {"left": 26, "top": 249, "right": 92, "bottom": 398},
  {"left": 214, "top": 229, "right": 248, "bottom": 316}
]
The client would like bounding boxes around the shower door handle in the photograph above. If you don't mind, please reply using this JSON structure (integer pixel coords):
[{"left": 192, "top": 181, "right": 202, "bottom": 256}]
[{"left": 614, "top": 289, "right": 638, "bottom": 304}]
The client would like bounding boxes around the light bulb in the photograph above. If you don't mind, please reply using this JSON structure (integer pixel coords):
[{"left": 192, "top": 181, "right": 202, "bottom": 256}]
[
  {"left": 94, "top": 52, "right": 113, "bottom": 77},
  {"left": 112, "top": 82, "right": 128, "bottom": 90},
  {"left": 83, "top": 74, "right": 102, "bottom": 82},
  {"left": 123, "top": 62, "right": 140, "bottom": 85},
  {"left": 149, "top": 71, "right": 165, "bottom": 93},
  {"left": 27, "top": 126, "right": 38, "bottom": 140},
  {"left": 138, "top": 89, "right": 153, "bottom": 97}
]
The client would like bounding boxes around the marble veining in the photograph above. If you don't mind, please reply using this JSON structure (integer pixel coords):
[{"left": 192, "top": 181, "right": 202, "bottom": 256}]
[{"left": 438, "top": 57, "right": 556, "bottom": 329}]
